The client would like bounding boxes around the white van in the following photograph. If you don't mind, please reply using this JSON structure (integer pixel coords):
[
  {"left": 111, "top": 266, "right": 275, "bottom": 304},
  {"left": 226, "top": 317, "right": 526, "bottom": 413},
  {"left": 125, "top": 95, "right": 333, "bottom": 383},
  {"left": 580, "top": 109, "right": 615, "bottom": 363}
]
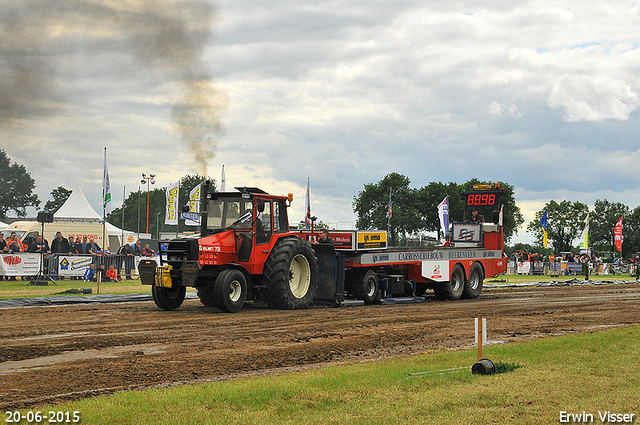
[{"left": 2, "top": 221, "right": 106, "bottom": 251}]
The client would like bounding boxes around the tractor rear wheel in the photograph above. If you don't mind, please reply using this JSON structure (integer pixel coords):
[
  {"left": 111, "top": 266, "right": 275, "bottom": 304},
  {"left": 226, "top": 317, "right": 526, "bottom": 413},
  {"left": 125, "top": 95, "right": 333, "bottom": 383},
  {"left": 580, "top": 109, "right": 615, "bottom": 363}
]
[
  {"left": 214, "top": 269, "right": 247, "bottom": 313},
  {"left": 152, "top": 285, "right": 186, "bottom": 311},
  {"left": 196, "top": 285, "right": 216, "bottom": 307},
  {"left": 263, "top": 238, "right": 317, "bottom": 310},
  {"left": 463, "top": 262, "right": 484, "bottom": 299},
  {"left": 433, "top": 264, "right": 465, "bottom": 300},
  {"left": 352, "top": 270, "right": 379, "bottom": 304}
]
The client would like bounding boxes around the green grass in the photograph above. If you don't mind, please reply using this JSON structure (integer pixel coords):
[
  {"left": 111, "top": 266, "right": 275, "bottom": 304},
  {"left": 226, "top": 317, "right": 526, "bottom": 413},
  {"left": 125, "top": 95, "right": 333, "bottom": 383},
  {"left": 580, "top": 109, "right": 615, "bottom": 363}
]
[
  {"left": 0, "top": 278, "right": 151, "bottom": 299},
  {"left": 25, "top": 325, "right": 640, "bottom": 424},
  {"left": 487, "top": 273, "right": 637, "bottom": 284}
]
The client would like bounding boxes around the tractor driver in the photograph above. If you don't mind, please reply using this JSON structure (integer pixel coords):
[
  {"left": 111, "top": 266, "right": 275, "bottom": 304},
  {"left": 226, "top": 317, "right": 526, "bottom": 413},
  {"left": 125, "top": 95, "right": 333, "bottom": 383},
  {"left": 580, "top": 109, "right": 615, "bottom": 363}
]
[
  {"left": 313, "top": 229, "right": 334, "bottom": 246},
  {"left": 235, "top": 232, "right": 252, "bottom": 262},
  {"left": 469, "top": 209, "right": 484, "bottom": 223}
]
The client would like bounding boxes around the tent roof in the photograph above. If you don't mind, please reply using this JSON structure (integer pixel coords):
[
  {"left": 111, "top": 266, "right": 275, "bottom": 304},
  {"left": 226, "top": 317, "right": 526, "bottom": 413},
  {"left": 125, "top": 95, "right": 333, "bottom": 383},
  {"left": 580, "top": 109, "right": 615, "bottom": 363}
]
[
  {"left": 54, "top": 185, "right": 135, "bottom": 236},
  {"left": 0, "top": 221, "right": 7, "bottom": 230},
  {"left": 54, "top": 185, "right": 102, "bottom": 221}
]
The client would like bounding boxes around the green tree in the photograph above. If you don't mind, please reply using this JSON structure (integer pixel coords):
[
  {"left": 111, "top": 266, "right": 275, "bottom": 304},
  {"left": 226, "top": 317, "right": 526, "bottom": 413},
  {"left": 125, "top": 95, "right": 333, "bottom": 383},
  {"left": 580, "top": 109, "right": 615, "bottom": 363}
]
[
  {"left": 625, "top": 206, "right": 640, "bottom": 258},
  {"left": 43, "top": 186, "right": 72, "bottom": 213},
  {"left": 297, "top": 220, "right": 329, "bottom": 230},
  {"left": 417, "top": 179, "right": 523, "bottom": 242},
  {"left": 527, "top": 200, "right": 589, "bottom": 254},
  {"left": 0, "top": 149, "right": 40, "bottom": 220},
  {"left": 352, "top": 172, "right": 421, "bottom": 246},
  {"left": 589, "top": 199, "right": 629, "bottom": 256}
]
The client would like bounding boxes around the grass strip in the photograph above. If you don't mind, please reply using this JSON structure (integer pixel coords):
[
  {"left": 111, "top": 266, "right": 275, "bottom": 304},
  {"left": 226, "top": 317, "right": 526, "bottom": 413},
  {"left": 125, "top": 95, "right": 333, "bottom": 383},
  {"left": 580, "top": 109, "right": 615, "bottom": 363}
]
[{"left": 27, "top": 325, "right": 640, "bottom": 425}]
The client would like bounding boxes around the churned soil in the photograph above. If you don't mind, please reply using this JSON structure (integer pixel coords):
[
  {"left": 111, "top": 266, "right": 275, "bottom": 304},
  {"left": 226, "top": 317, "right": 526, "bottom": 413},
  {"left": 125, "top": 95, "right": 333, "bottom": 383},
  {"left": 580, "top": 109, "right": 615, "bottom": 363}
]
[{"left": 1, "top": 282, "right": 639, "bottom": 409}]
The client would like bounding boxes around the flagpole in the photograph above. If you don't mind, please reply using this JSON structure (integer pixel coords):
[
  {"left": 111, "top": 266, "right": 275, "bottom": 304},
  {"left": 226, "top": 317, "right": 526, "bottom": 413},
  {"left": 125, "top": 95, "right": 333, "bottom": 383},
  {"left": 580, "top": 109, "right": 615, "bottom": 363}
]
[
  {"left": 102, "top": 146, "right": 108, "bottom": 255},
  {"left": 121, "top": 185, "right": 125, "bottom": 247},
  {"left": 176, "top": 179, "right": 180, "bottom": 239},
  {"left": 387, "top": 187, "right": 391, "bottom": 238}
]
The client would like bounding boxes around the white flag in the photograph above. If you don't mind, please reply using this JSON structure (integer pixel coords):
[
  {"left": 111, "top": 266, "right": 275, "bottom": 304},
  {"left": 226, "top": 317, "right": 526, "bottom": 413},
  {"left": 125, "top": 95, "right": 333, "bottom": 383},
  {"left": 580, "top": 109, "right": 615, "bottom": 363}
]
[
  {"left": 184, "top": 184, "right": 201, "bottom": 226},
  {"left": 220, "top": 165, "right": 226, "bottom": 192},
  {"left": 165, "top": 181, "right": 179, "bottom": 226},
  {"left": 437, "top": 196, "right": 449, "bottom": 237},
  {"left": 102, "top": 147, "right": 112, "bottom": 214}
]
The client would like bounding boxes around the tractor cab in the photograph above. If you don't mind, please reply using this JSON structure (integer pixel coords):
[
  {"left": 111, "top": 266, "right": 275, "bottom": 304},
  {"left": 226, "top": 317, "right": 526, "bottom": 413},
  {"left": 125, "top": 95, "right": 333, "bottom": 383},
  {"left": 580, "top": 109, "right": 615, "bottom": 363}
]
[{"left": 197, "top": 187, "right": 293, "bottom": 274}]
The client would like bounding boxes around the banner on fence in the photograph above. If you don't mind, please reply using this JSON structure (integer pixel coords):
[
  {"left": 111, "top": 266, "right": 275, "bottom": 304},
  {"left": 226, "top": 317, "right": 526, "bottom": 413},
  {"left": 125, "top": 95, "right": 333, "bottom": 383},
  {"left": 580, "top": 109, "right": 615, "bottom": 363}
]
[
  {"left": 517, "top": 262, "right": 531, "bottom": 274},
  {"left": 0, "top": 254, "right": 42, "bottom": 276},
  {"left": 58, "top": 256, "right": 93, "bottom": 276}
]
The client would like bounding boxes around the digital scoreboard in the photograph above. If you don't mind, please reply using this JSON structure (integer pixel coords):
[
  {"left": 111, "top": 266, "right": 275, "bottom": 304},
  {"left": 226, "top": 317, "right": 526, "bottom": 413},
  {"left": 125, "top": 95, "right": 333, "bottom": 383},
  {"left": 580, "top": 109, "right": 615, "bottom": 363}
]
[{"left": 464, "top": 191, "right": 500, "bottom": 208}]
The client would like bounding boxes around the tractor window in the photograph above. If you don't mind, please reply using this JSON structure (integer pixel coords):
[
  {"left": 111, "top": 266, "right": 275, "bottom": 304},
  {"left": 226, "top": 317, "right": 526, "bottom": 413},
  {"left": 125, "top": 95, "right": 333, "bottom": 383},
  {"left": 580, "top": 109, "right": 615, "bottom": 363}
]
[
  {"left": 255, "top": 200, "right": 272, "bottom": 245},
  {"left": 273, "top": 200, "right": 289, "bottom": 233},
  {"left": 207, "top": 198, "right": 253, "bottom": 230}
]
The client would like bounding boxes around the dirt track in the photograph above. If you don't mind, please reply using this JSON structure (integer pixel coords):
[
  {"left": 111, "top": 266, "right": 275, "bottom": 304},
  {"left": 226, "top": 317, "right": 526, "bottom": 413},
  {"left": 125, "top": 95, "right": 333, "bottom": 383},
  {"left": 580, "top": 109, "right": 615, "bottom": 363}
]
[{"left": 1, "top": 283, "right": 640, "bottom": 409}]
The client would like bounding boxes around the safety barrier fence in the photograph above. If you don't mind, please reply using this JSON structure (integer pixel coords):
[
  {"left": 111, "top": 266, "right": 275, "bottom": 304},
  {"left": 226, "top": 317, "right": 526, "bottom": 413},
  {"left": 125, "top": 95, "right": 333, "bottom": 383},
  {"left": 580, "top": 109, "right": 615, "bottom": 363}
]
[
  {"left": 508, "top": 261, "right": 635, "bottom": 276},
  {"left": 0, "top": 253, "right": 162, "bottom": 280}
]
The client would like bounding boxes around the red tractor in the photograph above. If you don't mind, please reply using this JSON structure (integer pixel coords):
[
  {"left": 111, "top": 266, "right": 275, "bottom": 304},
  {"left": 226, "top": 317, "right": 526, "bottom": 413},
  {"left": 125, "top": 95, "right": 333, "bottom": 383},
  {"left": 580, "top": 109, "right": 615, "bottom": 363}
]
[{"left": 139, "top": 185, "right": 318, "bottom": 313}]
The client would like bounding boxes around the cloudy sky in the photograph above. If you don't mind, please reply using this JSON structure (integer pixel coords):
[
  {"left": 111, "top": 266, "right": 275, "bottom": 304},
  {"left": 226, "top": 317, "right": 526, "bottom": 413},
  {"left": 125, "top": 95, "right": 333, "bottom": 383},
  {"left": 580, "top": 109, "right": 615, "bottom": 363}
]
[{"left": 2, "top": 0, "right": 640, "bottom": 243}]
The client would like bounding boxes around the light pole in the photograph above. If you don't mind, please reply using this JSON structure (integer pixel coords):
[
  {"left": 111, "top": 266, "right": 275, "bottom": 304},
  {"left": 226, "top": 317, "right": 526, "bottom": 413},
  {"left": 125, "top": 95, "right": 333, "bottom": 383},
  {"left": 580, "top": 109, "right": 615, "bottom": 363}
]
[
  {"left": 156, "top": 211, "right": 162, "bottom": 239},
  {"left": 141, "top": 173, "right": 156, "bottom": 234}
]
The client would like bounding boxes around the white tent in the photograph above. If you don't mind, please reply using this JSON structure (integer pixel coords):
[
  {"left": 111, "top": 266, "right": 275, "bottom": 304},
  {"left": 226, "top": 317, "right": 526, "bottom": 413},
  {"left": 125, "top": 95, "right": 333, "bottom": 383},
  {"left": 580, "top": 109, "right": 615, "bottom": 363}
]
[
  {"left": 0, "top": 221, "right": 7, "bottom": 231},
  {"left": 55, "top": 184, "right": 103, "bottom": 221},
  {"left": 55, "top": 185, "right": 142, "bottom": 246}
]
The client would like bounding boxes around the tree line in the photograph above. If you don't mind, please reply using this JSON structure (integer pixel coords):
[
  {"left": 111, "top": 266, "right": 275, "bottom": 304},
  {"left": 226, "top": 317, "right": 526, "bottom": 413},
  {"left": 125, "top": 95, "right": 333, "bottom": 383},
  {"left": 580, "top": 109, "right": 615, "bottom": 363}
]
[
  {"left": 527, "top": 199, "right": 640, "bottom": 258},
  {"left": 352, "top": 173, "right": 524, "bottom": 246}
]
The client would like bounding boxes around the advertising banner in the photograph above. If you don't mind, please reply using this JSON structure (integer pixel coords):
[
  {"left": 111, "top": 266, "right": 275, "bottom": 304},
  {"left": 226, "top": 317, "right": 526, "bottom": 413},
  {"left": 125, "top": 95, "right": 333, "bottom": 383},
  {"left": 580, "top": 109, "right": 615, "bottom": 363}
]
[
  {"left": 0, "top": 254, "right": 41, "bottom": 276},
  {"left": 58, "top": 256, "right": 93, "bottom": 276},
  {"left": 184, "top": 184, "right": 201, "bottom": 226},
  {"left": 452, "top": 223, "right": 482, "bottom": 243},
  {"left": 165, "top": 181, "right": 179, "bottom": 226},
  {"left": 517, "top": 261, "right": 531, "bottom": 274}
]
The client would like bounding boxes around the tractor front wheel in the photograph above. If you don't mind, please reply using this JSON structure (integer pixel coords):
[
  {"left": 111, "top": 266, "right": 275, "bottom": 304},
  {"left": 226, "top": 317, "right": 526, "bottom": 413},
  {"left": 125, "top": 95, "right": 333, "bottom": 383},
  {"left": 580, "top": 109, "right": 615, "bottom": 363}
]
[
  {"left": 214, "top": 269, "right": 247, "bottom": 313},
  {"left": 152, "top": 285, "right": 186, "bottom": 311}
]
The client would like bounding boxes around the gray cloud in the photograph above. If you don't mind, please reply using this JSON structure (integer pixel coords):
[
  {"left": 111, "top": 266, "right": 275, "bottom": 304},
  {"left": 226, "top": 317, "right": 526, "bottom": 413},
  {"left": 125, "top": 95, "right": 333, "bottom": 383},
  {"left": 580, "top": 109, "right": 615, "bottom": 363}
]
[{"left": 0, "top": 0, "right": 225, "bottom": 176}]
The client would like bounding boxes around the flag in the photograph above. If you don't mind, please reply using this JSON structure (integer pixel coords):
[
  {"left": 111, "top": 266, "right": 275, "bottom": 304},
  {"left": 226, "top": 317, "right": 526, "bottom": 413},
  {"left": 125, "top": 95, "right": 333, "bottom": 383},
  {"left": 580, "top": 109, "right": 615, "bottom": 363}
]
[
  {"left": 220, "top": 165, "right": 226, "bottom": 192},
  {"left": 184, "top": 184, "right": 201, "bottom": 226},
  {"left": 614, "top": 216, "right": 623, "bottom": 252},
  {"left": 102, "top": 147, "right": 112, "bottom": 214},
  {"left": 165, "top": 181, "right": 179, "bottom": 226},
  {"left": 540, "top": 210, "right": 548, "bottom": 248},
  {"left": 437, "top": 196, "right": 449, "bottom": 237},
  {"left": 304, "top": 177, "right": 311, "bottom": 229},
  {"left": 579, "top": 213, "right": 590, "bottom": 250},
  {"left": 386, "top": 190, "right": 392, "bottom": 219}
]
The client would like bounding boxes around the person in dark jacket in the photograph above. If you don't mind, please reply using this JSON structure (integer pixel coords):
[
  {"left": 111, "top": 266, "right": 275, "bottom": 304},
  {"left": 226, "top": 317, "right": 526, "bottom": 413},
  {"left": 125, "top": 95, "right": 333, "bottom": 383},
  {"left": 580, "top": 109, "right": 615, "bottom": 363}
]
[
  {"left": 50, "top": 232, "right": 70, "bottom": 281},
  {"left": 86, "top": 238, "right": 101, "bottom": 255},
  {"left": 50, "top": 232, "right": 70, "bottom": 254},
  {"left": 29, "top": 234, "right": 50, "bottom": 254}
]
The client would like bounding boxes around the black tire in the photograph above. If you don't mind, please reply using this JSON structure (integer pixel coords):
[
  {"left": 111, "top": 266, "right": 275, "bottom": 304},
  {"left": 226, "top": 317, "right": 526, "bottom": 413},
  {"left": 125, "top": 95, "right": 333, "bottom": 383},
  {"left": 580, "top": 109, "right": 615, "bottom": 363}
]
[
  {"left": 196, "top": 285, "right": 216, "bottom": 307},
  {"left": 263, "top": 238, "right": 317, "bottom": 310},
  {"left": 352, "top": 270, "right": 379, "bottom": 304},
  {"left": 433, "top": 264, "right": 465, "bottom": 300},
  {"left": 214, "top": 269, "right": 247, "bottom": 313},
  {"left": 152, "top": 285, "right": 186, "bottom": 311},
  {"left": 463, "top": 262, "right": 484, "bottom": 299}
]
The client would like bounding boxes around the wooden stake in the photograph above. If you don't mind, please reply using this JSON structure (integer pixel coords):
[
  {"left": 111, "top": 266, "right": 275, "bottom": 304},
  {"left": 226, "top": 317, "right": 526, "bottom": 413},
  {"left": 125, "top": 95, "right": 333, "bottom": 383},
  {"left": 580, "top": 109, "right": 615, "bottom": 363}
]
[{"left": 477, "top": 314, "right": 483, "bottom": 361}]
